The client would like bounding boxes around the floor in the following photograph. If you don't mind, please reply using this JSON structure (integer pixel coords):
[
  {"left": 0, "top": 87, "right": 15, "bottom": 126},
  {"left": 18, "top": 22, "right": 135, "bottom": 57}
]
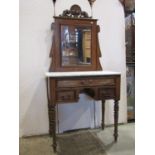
[{"left": 20, "top": 123, "right": 135, "bottom": 155}]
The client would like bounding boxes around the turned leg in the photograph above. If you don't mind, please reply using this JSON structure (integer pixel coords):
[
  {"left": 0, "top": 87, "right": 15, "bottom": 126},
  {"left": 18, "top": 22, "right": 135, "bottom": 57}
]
[
  {"left": 51, "top": 104, "right": 57, "bottom": 152},
  {"left": 48, "top": 104, "right": 57, "bottom": 152},
  {"left": 46, "top": 78, "right": 53, "bottom": 137},
  {"left": 114, "top": 100, "right": 119, "bottom": 142},
  {"left": 48, "top": 104, "right": 53, "bottom": 137},
  {"left": 101, "top": 99, "right": 105, "bottom": 130}
]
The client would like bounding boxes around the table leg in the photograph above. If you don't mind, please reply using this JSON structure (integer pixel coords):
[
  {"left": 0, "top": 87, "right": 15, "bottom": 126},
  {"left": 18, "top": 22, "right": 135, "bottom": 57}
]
[
  {"left": 48, "top": 104, "right": 53, "bottom": 137},
  {"left": 51, "top": 104, "right": 57, "bottom": 152},
  {"left": 101, "top": 99, "right": 105, "bottom": 129},
  {"left": 114, "top": 100, "right": 119, "bottom": 142},
  {"left": 48, "top": 104, "right": 57, "bottom": 152}
]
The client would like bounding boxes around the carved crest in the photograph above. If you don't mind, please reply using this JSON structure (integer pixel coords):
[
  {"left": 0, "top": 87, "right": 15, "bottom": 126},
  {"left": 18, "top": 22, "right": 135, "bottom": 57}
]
[{"left": 59, "top": 5, "right": 90, "bottom": 19}]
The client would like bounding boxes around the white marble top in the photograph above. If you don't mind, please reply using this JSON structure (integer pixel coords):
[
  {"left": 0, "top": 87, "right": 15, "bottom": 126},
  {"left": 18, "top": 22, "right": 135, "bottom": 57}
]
[{"left": 45, "top": 70, "right": 121, "bottom": 77}]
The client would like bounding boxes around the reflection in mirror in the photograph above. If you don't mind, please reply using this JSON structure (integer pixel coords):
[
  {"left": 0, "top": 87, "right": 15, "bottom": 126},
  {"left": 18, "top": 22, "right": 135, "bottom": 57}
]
[{"left": 61, "top": 25, "right": 92, "bottom": 66}]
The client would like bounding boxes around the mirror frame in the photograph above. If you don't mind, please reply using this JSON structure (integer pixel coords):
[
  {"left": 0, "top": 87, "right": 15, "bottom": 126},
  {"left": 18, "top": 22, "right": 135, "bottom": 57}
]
[{"left": 49, "top": 5, "right": 102, "bottom": 72}]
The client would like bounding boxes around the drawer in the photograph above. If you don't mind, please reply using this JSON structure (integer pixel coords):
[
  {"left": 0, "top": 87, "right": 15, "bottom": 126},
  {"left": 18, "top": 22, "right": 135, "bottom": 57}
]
[
  {"left": 99, "top": 88, "right": 115, "bottom": 99},
  {"left": 57, "top": 78, "right": 115, "bottom": 88},
  {"left": 56, "top": 90, "right": 76, "bottom": 103}
]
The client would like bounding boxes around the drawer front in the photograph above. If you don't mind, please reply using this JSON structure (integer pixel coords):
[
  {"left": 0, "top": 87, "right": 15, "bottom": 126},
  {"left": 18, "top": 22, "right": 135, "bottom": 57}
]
[
  {"left": 57, "top": 78, "right": 115, "bottom": 88},
  {"left": 56, "top": 90, "right": 76, "bottom": 102},
  {"left": 99, "top": 88, "right": 115, "bottom": 99}
]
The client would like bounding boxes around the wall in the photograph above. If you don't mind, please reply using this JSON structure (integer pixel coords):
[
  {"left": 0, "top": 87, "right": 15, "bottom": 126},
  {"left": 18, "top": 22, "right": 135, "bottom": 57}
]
[{"left": 19, "top": 0, "right": 127, "bottom": 137}]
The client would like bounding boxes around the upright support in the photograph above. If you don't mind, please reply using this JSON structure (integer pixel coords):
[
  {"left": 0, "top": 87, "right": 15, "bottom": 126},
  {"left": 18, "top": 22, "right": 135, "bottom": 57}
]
[
  {"left": 51, "top": 104, "right": 56, "bottom": 152},
  {"left": 46, "top": 77, "right": 53, "bottom": 137},
  {"left": 101, "top": 99, "right": 105, "bottom": 129},
  {"left": 48, "top": 79, "right": 57, "bottom": 152},
  {"left": 48, "top": 104, "right": 53, "bottom": 137},
  {"left": 114, "top": 100, "right": 119, "bottom": 142}
]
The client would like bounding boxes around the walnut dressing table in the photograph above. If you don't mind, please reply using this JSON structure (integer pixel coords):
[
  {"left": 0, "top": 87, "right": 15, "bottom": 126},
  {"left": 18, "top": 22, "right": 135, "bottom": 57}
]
[
  {"left": 46, "top": 71, "right": 121, "bottom": 152},
  {"left": 46, "top": 3, "right": 121, "bottom": 152}
]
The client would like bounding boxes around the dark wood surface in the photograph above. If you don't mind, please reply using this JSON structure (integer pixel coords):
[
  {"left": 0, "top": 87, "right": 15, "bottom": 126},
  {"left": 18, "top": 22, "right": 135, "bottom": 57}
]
[{"left": 47, "top": 75, "right": 121, "bottom": 152}]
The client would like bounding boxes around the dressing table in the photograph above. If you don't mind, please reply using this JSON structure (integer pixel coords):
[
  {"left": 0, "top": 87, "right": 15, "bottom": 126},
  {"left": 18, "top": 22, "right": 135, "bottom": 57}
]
[{"left": 46, "top": 3, "right": 121, "bottom": 152}]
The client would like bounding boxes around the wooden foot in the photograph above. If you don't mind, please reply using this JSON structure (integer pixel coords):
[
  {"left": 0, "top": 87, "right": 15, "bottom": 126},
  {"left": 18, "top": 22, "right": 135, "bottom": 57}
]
[
  {"left": 101, "top": 99, "right": 105, "bottom": 130},
  {"left": 114, "top": 100, "right": 119, "bottom": 142}
]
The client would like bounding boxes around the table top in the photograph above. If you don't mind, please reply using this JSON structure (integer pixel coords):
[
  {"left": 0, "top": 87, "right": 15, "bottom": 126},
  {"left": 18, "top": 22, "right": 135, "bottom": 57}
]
[{"left": 45, "top": 70, "right": 121, "bottom": 78}]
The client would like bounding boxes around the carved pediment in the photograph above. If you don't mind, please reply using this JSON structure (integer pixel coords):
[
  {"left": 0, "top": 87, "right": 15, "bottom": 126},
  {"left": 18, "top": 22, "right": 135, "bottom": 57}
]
[{"left": 59, "top": 5, "right": 90, "bottom": 19}]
